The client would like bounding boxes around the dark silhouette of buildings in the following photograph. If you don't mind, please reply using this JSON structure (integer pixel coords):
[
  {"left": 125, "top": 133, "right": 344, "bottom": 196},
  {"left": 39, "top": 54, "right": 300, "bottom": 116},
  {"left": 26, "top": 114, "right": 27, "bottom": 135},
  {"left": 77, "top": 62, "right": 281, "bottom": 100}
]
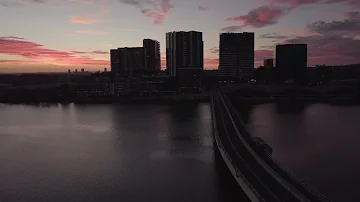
[
  {"left": 261, "top": 58, "right": 274, "bottom": 83},
  {"left": 275, "top": 44, "right": 307, "bottom": 84},
  {"left": 143, "top": 39, "right": 161, "bottom": 75},
  {"left": 166, "top": 31, "right": 204, "bottom": 94},
  {"left": 218, "top": 32, "right": 254, "bottom": 81},
  {"left": 264, "top": 58, "right": 274, "bottom": 68},
  {"left": 110, "top": 47, "right": 144, "bottom": 83}
]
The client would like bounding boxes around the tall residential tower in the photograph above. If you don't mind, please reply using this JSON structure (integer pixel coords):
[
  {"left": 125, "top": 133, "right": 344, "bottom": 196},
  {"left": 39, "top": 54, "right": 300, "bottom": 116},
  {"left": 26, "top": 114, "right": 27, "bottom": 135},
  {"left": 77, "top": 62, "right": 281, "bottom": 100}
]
[
  {"left": 275, "top": 44, "right": 307, "bottom": 84},
  {"left": 218, "top": 32, "right": 254, "bottom": 80},
  {"left": 143, "top": 39, "right": 161, "bottom": 75},
  {"left": 110, "top": 47, "right": 144, "bottom": 83},
  {"left": 166, "top": 31, "right": 204, "bottom": 94}
]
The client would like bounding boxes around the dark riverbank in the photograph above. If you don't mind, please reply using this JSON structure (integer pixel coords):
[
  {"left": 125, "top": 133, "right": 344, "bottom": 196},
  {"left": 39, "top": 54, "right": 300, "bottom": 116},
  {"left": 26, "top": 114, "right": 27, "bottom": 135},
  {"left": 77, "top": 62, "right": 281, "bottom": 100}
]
[
  {"left": 0, "top": 96, "right": 360, "bottom": 106},
  {"left": 73, "top": 95, "right": 210, "bottom": 104},
  {"left": 232, "top": 97, "right": 360, "bottom": 105},
  {"left": 1, "top": 82, "right": 359, "bottom": 105},
  {"left": 0, "top": 95, "right": 211, "bottom": 105}
]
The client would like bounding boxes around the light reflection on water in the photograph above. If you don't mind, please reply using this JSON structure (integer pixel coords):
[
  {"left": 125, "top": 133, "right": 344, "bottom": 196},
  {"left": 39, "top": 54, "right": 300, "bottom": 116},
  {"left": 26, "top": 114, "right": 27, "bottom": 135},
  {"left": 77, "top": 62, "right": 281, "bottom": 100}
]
[
  {"left": 0, "top": 103, "right": 227, "bottom": 202},
  {"left": 4, "top": 101, "right": 356, "bottom": 201}
]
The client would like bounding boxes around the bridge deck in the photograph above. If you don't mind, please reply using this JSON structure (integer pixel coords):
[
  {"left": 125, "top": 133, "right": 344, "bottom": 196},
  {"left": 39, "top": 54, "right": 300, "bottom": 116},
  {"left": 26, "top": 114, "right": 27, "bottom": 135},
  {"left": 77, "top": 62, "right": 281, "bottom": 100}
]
[
  {"left": 220, "top": 91, "right": 330, "bottom": 202},
  {"left": 213, "top": 92, "right": 299, "bottom": 201},
  {"left": 212, "top": 89, "right": 330, "bottom": 202}
]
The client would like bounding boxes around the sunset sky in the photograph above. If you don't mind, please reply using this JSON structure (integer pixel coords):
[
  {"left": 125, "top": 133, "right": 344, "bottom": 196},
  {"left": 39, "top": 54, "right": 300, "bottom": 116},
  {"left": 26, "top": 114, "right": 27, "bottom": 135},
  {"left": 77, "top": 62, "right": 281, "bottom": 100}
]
[{"left": 0, "top": 0, "right": 359, "bottom": 73}]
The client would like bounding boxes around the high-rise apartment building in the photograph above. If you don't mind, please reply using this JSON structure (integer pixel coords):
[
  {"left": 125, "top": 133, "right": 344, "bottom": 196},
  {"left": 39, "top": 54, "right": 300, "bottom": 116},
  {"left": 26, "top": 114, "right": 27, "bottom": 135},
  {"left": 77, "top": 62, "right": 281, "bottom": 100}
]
[
  {"left": 110, "top": 47, "right": 144, "bottom": 83},
  {"left": 275, "top": 44, "right": 307, "bottom": 84},
  {"left": 166, "top": 31, "right": 204, "bottom": 94},
  {"left": 143, "top": 39, "right": 161, "bottom": 75},
  {"left": 218, "top": 32, "right": 254, "bottom": 80}
]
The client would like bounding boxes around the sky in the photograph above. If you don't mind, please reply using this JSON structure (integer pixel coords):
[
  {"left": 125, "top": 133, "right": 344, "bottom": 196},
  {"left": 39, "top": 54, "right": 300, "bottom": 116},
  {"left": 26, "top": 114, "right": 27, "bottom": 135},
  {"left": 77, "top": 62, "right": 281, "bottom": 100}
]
[{"left": 0, "top": 0, "right": 359, "bottom": 73}]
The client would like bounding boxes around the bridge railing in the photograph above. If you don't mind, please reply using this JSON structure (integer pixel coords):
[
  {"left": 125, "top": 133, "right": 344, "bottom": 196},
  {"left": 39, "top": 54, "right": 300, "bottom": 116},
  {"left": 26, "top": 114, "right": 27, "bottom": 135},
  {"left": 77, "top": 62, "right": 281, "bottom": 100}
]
[
  {"left": 218, "top": 89, "right": 330, "bottom": 202},
  {"left": 211, "top": 92, "right": 265, "bottom": 202},
  {"left": 215, "top": 91, "right": 296, "bottom": 201},
  {"left": 216, "top": 89, "right": 310, "bottom": 201}
]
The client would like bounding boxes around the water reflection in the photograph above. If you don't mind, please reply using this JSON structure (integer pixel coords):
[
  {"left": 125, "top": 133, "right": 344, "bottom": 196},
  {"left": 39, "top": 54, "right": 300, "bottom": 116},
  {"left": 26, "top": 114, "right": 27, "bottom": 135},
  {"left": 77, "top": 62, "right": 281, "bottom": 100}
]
[
  {"left": 0, "top": 102, "right": 270, "bottom": 202},
  {"left": 231, "top": 101, "right": 254, "bottom": 124},
  {"left": 274, "top": 102, "right": 307, "bottom": 114},
  {"left": 0, "top": 103, "right": 234, "bottom": 202},
  {"left": 248, "top": 103, "right": 360, "bottom": 202}
]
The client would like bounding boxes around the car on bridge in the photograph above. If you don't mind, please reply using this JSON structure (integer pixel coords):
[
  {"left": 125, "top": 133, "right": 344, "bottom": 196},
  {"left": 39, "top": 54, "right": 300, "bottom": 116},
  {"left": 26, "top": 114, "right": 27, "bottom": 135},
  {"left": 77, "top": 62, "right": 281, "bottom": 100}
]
[{"left": 252, "top": 137, "right": 273, "bottom": 155}]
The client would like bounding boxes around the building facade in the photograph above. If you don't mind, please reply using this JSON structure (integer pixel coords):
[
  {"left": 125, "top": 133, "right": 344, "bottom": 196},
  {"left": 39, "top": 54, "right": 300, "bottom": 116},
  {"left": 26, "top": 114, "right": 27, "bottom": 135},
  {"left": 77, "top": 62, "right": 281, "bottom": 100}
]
[
  {"left": 264, "top": 58, "right": 274, "bottom": 68},
  {"left": 166, "top": 31, "right": 204, "bottom": 94},
  {"left": 143, "top": 39, "right": 161, "bottom": 75},
  {"left": 110, "top": 47, "right": 144, "bottom": 83},
  {"left": 275, "top": 44, "right": 307, "bottom": 84},
  {"left": 218, "top": 32, "right": 254, "bottom": 80}
]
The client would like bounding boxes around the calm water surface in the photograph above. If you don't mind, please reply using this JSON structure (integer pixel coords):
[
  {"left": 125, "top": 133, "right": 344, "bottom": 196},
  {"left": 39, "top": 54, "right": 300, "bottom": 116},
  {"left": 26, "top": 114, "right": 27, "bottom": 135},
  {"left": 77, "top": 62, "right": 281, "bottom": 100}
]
[
  {"left": 0, "top": 103, "right": 242, "bottom": 202},
  {"left": 238, "top": 103, "right": 360, "bottom": 202},
  {"left": 1, "top": 102, "right": 359, "bottom": 202}
]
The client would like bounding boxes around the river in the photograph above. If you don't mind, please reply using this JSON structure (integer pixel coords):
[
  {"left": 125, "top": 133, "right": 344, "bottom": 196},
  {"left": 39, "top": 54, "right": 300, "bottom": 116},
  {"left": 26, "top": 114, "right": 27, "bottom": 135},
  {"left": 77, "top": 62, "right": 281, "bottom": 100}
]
[
  {"left": 1, "top": 103, "right": 359, "bottom": 201},
  {"left": 0, "top": 103, "right": 246, "bottom": 202}
]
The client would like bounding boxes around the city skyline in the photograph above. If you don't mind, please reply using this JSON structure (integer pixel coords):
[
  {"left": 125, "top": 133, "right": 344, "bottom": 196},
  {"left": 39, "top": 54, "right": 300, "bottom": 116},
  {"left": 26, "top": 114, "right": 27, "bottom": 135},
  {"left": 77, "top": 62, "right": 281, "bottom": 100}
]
[{"left": 1, "top": 0, "right": 360, "bottom": 73}]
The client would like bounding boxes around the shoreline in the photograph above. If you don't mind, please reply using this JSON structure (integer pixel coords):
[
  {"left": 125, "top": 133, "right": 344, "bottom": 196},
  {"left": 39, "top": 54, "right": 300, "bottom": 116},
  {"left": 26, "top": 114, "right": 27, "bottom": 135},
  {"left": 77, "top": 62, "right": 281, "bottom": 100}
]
[
  {"left": 0, "top": 95, "right": 211, "bottom": 105},
  {"left": 1, "top": 96, "right": 359, "bottom": 105}
]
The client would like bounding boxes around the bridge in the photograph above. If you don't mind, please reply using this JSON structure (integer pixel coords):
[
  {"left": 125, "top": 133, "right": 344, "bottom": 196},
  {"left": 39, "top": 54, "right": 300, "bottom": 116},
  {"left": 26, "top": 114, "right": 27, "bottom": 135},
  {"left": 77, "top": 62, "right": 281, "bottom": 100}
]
[{"left": 211, "top": 88, "right": 330, "bottom": 202}]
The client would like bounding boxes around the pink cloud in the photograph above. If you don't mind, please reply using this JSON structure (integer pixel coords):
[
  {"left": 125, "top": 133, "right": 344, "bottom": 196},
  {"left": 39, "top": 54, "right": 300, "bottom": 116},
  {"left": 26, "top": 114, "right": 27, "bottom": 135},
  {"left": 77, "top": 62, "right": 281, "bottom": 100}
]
[
  {"left": 268, "top": 0, "right": 321, "bottom": 10},
  {"left": 69, "top": 50, "right": 109, "bottom": 54},
  {"left": 221, "top": 26, "right": 243, "bottom": 32},
  {"left": 204, "top": 58, "right": 219, "bottom": 69},
  {"left": 119, "top": 0, "right": 173, "bottom": 24},
  {"left": 90, "top": 50, "right": 109, "bottom": 54},
  {"left": 224, "top": 0, "right": 360, "bottom": 31},
  {"left": 68, "top": 0, "right": 109, "bottom": 25},
  {"left": 285, "top": 35, "right": 360, "bottom": 66},
  {"left": 284, "top": 12, "right": 360, "bottom": 65},
  {"left": 258, "top": 11, "right": 360, "bottom": 67},
  {"left": 225, "top": 5, "right": 287, "bottom": 28},
  {"left": 141, "top": 9, "right": 167, "bottom": 24},
  {"left": 141, "top": 0, "right": 173, "bottom": 24},
  {"left": 0, "top": 37, "right": 109, "bottom": 67},
  {"left": 69, "top": 16, "right": 102, "bottom": 24},
  {"left": 0, "top": 59, "right": 25, "bottom": 64}
]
